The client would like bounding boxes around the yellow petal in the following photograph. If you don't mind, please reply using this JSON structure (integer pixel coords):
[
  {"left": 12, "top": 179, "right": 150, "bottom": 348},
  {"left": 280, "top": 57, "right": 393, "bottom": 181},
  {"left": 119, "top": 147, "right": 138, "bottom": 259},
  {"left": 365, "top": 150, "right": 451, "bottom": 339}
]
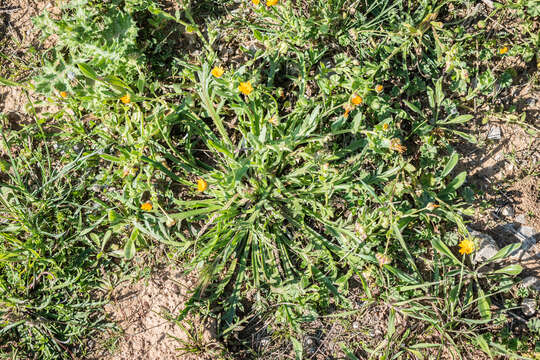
[
  {"left": 211, "top": 66, "right": 224, "bottom": 78},
  {"left": 197, "top": 178, "right": 208, "bottom": 192},
  {"left": 120, "top": 93, "right": 131, "bottom": 104}
]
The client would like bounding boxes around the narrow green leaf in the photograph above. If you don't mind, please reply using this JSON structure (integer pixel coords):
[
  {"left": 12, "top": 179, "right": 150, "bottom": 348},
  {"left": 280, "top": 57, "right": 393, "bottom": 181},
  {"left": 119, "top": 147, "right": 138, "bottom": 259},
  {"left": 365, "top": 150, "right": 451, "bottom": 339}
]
[
  {"left": 440, "top": 152, "right": 459, "bottom": 179},
  {"left": 392, "top": 224, "right": 421, "bottom": 279},
  {"left": 0, "top": 75, "right": 21, "bottom": 87},
  {"left": 291, "top": 337, "right": 303, "bottom": 360},
  {"left": 77, "top": 63, "right": 99, "bottom": 80},
  {"left": 208, "top": 140, "right": 235, "bottom": 160},
  {"left": 444, "top": 114, "right": 474, "bottom": 125},
  {"left": 444, "top": 171, "right": 467, "bottom": 192},
  {"left": 100, "top": 154, "right": 122, "bottom": 163},
  {"left": 435, "top": 77, "right": 444, "bottom": 105},
  {"left": 124, "top": 228, "right": 138, "bottom": 260},
  {"left": 431, "top": 238, "right": 462, "bottom": 265},
  {"left": 141, "top": 156, "right": 192, "bottom": 186},
  {"left": 483, "top": 242, "right": 521, "bottom": 263},
  {"left": 448, "top": 129, "right": 477, "bottom": 143},
  {"left": 403, "top": 100, "right": 422, "bottom": 115},
  {"left": 384, "top": 265, "right": 418, "bottom": 284},
  {"left": 477, "top": 288, "right": 491, "bottom": 320},
  {"left": 493, "top": 264, "right": 522, "bottom": 276}
]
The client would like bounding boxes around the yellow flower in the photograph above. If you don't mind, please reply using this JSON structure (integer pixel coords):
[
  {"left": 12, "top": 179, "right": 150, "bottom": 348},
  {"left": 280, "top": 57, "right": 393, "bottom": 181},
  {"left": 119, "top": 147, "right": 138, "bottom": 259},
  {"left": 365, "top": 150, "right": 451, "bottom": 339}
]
[
  {"left": 211, "top": 66, "right": 224, "bottom": 78},
  {"left": 376, "top": 253, "right": 391, "bottom": 267},
  {"left": 375, "top": 84, "right": 384, "bottom": 93},
  {"left": 59, "top": 91, "right": 68, "bottom": 98},
  {"left": 499, "top": 46, "right": 508, "bottom": 55},
  {"left": 458, "top": 238, "right": 475, "bottom": 255},
  {"left": 140, "top": 202, "right": 153, "bottom": 211},
  {"left": 266, "top": 0, "right": 278, "bottom": 5},
  {"left": 351, "top": 94, "right": 363, "bottom": 105},
  {"left": 120, "top": 93, "right": 131, "bottom": 104},
  {"left": 197, "top": 178, "right": 208, "bottom": 192},
  {"left": 252, "top": 0, "right": 260, "bottom": 4},
  {"left": 382, "top": 123, "right": 389, "bottom": 131},
  {"left": 390, "top": 138, "right": 406, "bottom": 154},
  {"left": 238, "top": 81, "right": 254, "bottom": 96}
]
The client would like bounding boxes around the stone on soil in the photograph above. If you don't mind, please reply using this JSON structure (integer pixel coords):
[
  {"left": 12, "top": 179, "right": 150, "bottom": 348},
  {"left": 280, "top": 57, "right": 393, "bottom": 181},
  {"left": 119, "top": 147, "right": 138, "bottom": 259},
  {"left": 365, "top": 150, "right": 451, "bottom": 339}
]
[
  {"left": 501, "top": 205, "right": 514, "bottom": 217},
  {"left": 522, "top": 276, "right": 540, "bottom": 291},
  {"left": 521, "top": 298, "right": 536, "bottom": 317},
  {"left": 471, "top": 230, "right": 499, "bottom": 264},
  {"left": 515, "top": 214, "right": 527, "bottom": 224}
]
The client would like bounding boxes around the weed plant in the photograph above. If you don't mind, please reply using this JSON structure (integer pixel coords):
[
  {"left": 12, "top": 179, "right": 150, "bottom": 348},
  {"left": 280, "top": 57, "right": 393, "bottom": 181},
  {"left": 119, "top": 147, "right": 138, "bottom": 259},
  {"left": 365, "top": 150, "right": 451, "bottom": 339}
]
[{"left": 1, "top": 0, "right": 538, "bottom": 358}]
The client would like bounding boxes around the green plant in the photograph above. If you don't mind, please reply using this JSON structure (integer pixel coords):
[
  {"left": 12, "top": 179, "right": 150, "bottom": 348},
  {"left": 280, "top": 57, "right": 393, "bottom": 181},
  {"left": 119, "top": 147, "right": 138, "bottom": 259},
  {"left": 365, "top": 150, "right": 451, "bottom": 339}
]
[
  {"left": 0, "top": 121, "right": 117, "bottom": 358},
  {"left": 1, "top": 0, "right": 538, "bottom": 358}
]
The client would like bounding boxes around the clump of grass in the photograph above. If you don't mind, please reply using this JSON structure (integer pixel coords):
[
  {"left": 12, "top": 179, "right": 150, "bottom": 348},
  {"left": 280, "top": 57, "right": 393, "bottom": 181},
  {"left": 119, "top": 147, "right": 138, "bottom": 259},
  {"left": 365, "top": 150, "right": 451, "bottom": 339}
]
[{"left": 1, "top": 0, "right": 538, "bottom": 358}]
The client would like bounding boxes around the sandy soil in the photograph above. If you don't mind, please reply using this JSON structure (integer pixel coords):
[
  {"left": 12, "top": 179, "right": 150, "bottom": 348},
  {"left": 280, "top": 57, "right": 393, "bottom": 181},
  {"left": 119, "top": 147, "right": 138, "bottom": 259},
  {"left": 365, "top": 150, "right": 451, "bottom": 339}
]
[{"left": 90, "top": 267, "right": 218, "bottom": 360}]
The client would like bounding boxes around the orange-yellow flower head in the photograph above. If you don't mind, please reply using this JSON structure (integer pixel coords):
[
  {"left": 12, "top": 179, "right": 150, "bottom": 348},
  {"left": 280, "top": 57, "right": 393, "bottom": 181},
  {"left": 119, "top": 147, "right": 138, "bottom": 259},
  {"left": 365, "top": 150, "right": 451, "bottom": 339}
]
[
  {"left": 238, "top": 81, "right": 253, "bottom": 96},
  {"left": 499, "top": 46, "right": 508, "bottom": 55},
  {"left": 267, "top": 0, "right": 278, "bottom": 5},
  {"left": 120, "top": 93, "right": 131, "bottom": 104},
  {"left": 141, "top": 202, "right": 153, "bottom": 211},
  {"left": 382, "top": 123, "right": 389, "bottom": 131},
  {"left": 375, "top": 84, "right": 384, "bottom": 94},
  {"left": 252, "top": 0, "right": 260, "bottom": 4},
  {"left": 351, "top": 94, "right": 363, "bottom": 105},
  {"left": 59, "top": 91, "right": 68, "bottom": 98},
  {"left": 458, "top": 238, "right": 475, "bottom": 255},
  {"left": 197, "top": 178, "right": 208, "bottom": 192},
  {"left": 211, "top": 66, "right": 224, "bottom": 78},
  {"left": 390, "top": 138, "right": 406, "bottom": 154}
]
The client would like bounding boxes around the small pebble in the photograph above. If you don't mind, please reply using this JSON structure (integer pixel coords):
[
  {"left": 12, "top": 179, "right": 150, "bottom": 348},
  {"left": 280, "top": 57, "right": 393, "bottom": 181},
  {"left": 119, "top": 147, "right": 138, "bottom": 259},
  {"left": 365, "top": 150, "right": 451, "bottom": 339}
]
[
  {"left": 515, "top": 214, "right": 527, "bottom": 224},
  {"left": 260, "top": 338, "right": 270, "bottom": 347},
  {"left": 523, "top": 276, "right": 540, "bottom": 291},
  {"left": 501, "top": 205, "right": 514, "bottom": 217},
  {"left": 517, "top": 225, "right": 536, "bottom": 239},
  {"left": 521, "top": 298, "right": 536, "bottom": 317},
  {"left": 471, "top": 230, "right": 499, "bottom": 264},
  {"left": 525, "top": 97, "right": 537, "bottom": 106},
  {"left": 487, "top": 126, "right": 501, "bottom": 140}
]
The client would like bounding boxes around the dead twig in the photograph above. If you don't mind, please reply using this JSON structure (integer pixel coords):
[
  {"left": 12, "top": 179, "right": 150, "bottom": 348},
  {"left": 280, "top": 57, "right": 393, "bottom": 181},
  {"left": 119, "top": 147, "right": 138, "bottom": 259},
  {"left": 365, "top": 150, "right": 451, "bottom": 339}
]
[{"left": 0, "top": 7, "right": 21, "bottom": 14}]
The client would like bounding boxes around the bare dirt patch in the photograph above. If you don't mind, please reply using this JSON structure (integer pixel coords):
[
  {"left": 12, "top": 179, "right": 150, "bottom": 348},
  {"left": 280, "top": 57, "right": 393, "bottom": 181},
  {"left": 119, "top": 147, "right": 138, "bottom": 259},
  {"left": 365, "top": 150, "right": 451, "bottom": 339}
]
[
  {"left": 91, "top": 266, "right": 219, "bottom": 360},
  {"left": 458, "top": 95, "right": 539, "bottom": 301},
  {"left": 0, "top": 0, "right": 59, "bottom": 120}
]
